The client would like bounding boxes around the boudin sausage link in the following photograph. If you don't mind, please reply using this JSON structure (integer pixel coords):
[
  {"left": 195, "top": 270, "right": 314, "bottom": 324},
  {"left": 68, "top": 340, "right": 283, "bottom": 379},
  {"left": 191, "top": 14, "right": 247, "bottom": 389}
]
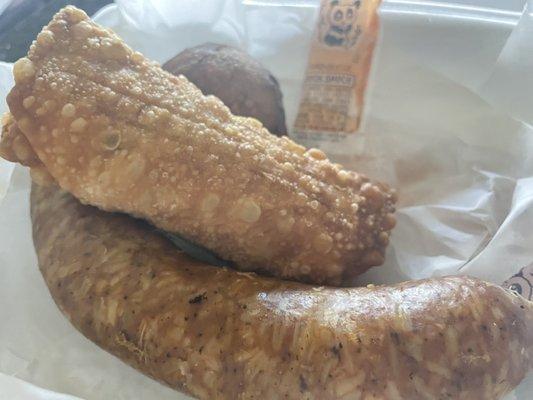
[{"left": 31, "top": 184, "right": 532, "bottom": 400}]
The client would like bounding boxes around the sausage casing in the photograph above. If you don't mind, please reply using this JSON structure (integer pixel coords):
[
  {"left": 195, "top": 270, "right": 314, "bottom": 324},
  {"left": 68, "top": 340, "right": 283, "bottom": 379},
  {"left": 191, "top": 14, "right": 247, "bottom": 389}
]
[{"left": 31, "top": 184, "right": 532, "bottom": 400}]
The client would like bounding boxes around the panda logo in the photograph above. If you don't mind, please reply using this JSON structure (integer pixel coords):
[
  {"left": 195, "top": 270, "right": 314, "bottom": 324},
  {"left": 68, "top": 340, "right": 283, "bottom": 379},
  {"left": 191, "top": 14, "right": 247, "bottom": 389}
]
[
  {"left": 320, "top": 0, "right": 362, "bottom": 48},
  {"left": 504, "top": 263, "right": 533, "bottom": 300}
]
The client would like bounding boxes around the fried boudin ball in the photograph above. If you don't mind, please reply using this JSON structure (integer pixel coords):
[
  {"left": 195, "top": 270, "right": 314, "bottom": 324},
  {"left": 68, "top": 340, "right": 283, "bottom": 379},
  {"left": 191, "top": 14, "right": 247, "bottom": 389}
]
[{"left": 163, "top": 43, "right": 287, "bottom": 136}]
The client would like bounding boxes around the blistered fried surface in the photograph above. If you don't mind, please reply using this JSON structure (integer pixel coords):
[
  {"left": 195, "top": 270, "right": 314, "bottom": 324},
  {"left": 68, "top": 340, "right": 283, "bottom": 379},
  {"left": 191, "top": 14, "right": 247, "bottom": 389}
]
[
  {"left": 32, "top": 184, "right": 532, "bottom": 400},
  {"left": 0, "top": 115, "right": 55, "bottom": 186},
  {"left": 7, "top": 6, "right": 396, "bottom": 285},
  {"left": 0, "top": 113, "right": 39, "bottom": 166}
]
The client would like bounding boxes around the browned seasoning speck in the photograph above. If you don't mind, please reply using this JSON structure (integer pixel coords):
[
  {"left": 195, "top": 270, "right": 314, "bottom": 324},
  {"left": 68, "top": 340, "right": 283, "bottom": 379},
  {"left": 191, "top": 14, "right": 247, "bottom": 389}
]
[{"left": 189, "top": 292, "right": 207, "bottom": 304}]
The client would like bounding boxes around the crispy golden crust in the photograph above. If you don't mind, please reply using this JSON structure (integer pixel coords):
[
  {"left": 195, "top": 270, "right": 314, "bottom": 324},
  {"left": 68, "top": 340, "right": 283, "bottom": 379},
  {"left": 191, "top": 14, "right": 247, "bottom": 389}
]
[
  {"left": 0, "top": 115, "right": 55, "bottom": 185},
  {"left": 31, "top": 183, "right": 532, "bottom": 400},
  {"left": 0, "top": 113, "right": 39, "bottom": 166},
  {"left": 8, "top": 6, "right": 396, "bottom": 286}
]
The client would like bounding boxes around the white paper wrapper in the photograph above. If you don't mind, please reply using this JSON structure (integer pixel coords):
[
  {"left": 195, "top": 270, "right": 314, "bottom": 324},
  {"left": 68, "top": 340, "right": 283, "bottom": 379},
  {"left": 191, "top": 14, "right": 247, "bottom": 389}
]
[{"left": 0, "top": 1, "right": 532, "bottom": 398}]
